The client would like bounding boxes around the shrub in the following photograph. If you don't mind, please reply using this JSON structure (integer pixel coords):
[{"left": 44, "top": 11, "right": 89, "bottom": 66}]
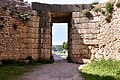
[
  {"left": 105, "top": 2, "right": 113, "bottom": 13},
  {"left": 93, "top": 7, "right": 101, "bottom": 12},
  {"left": 82, "top": 10, "right": 93, "bottom": 18},
  {"left": 105, "top": 12, "right": 112, "bottom": 23},
  {"left": 116, "top": 2, "right": 120, "bottom": 8},
  {"left": 92, "top": 1, "right": 99, "bottom": 5}
]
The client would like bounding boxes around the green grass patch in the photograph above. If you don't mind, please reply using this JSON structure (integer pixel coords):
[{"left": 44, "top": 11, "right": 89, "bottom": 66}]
[
  {"left": 0, "top": 64, "right": 42, "bottom": 80},
  {"left": 80, "top": 59, "right": 120, "bottom": 80}
]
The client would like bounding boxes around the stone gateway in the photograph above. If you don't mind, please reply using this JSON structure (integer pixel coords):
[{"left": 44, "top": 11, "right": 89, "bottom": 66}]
[{"left": 0, "top": 0, "right": 120, "bottom": 63}]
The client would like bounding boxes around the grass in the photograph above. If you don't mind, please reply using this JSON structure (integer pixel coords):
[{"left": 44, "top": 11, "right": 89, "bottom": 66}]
[
  {"left": 80, "top": 59, "right": 120, "bottom": 80},
  {"left": 0, "top": 64, "right": 42, "bottom": 80}
]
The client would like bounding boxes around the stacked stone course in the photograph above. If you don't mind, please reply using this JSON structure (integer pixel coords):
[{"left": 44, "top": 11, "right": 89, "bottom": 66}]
[{"left": 0, "top": 0, "right": 120, "bottom": 63}]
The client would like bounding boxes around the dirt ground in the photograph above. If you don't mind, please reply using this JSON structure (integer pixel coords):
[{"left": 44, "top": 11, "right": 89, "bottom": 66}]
[{"left": 18, "top": 53, "right": 83, "bottom": 80}]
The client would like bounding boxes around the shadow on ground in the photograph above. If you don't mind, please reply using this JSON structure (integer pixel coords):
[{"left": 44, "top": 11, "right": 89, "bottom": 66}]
[
  {"left": 80, "top": 72, "right": 116, "bottom": 80},
  {"left": 52, "top": 53, "right": 67, "bottom": 63}
]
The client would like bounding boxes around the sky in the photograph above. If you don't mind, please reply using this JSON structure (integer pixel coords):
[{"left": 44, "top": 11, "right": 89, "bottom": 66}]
[{"left": 27, "top": 0, "right": 106, "bottom": 45}]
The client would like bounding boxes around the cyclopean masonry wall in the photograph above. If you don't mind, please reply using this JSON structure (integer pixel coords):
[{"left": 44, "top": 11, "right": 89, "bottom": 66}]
[{"left": 0, "top": 0, "right": 120, "bottom": 63}]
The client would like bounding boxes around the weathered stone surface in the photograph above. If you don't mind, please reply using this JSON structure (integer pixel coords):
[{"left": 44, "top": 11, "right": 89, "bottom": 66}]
[{"left": 0, "top": 0, "right": 120, "bottom": 63}]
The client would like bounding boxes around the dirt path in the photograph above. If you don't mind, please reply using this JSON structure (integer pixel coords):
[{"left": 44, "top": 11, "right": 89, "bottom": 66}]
[{"left": 18, "top": 53, "right": 83, "bottom": 80}]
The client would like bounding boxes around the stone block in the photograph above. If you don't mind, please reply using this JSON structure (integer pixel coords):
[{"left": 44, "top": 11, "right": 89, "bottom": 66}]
[
  {"left": 33, "top": 44, "right": 39, "bottom": 49},
  {"left": 72, "top": 12, "right": 84, "bottom": 18},
  {"left": 20, "top": 54, "right": 28, "bottom": 59},
  {"left": 32, "top": 54, "right": 39, "bottom": 60},
  {"left": 33, "top": 34, "right": 39, "bottom": 39},
  {"left": 33, "top": 49, "right": 39, "bottom": 54},
  {"left": 8, "top": 55, "right": 14, "bottom": 60},
  {"left": 31, "top": 16, "right": 40, "bottom": 22},
  {"left": 32, "top": 28, "right": 39, "bottom": 34},
  {"left": 1, "top": 54, "right": 9, "bottom": 60},
  {"left": 83, "top": 39, "right": 99, "bottom": 44},
  {"left": 44, "top": 54, "right": 50, "bottom": 59},
  {"left": 32, "top": 10, "right": 38, "bottom": 16}
]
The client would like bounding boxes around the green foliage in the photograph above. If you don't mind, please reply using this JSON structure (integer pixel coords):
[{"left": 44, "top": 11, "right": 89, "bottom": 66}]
[
  {"left": 80, "top": 59, "right": 120, "bottom": 80},
  {"left": 116, "top": 2, "right": 120, "bottom": 8},
  {"left": 82, "top": 10, "right": 93, "bottom": 18},
  {"left": 0, "top": 24, "right": 4, "bottom": 29},
  {"left": 93, "top": 7, "right": 101, "bottom": 12},
  {"left": 105, "top": 2, "right": 113, "bottom": 13},
  {"left": 62, "top": 41, "right": 68, "bottom": 50},
  {"left": 92, "top": 1, "right": 99, "bottom": 5},
  {"left": 105, "top": 12, "right": 112, "bottom": 23}
]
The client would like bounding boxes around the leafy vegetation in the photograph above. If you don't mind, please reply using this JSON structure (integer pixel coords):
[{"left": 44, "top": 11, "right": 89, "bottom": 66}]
[
  {"left": 93, "top": 7, "right": 101, "bottom": 13},
  {"left": 82, "top": 10, "right": 93, "bottom": 19},
  {"left": 92, "top": 1, "right": 99, "bottom": 5},
  {"left": 80, "top": 59, "right": 120, "bottom": 80},
  {"left": 105, "top": 12, "right": 112, "bottom": 23},
  {"left": 105, "top": 2, "right": 113, "bottom": 13},
  {"left": 62, "top": 41, "right": 68, "bottom": 50}
]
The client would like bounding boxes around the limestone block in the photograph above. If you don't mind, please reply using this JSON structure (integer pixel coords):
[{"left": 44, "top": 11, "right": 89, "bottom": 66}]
[
  {"left": 83, "top": 34, "right": 97, "bottom": 39},
  {"left": 90, "top": 17, "right": 101, "bottom": 22},
  {"left": 8, "top": 55, "right": 14, "bottom": 60},
  {"left": 32, "top": 54, "right": 39, "bottom": 60},
  {"left": 79, "top": 17, "right": 89, "bottom": 23},
  {"left": 33, "top": 44, "right": 39, "bottom": 49},
  {"left": 83, "top": 39, "right": 99, "bottom": 44},
  {"left": 44, "top": 54, "right": 50, "bottom": 59},
  {"left": 33, "top": 22, "right": 39, "bottom": 28},
  {"left": 33, "top": 34, "right": 39, "bottom": 39},
  {"left": 32, "top": 28, "right": 39, "bottom": 34},
  {"left": 72, "top": 45, "right": 82, "bottom": 49},
  {"left": 1, "top": 54, "right": 8, "bottom": 60},
  {"left": 77, "top": 29, "right": 100, "bottom": 34},
  {"left": 31, "top": 16, "right": 40, "bottom": 22},
  {"left": 33, "top": 49, "right": 39, "bottom": 54},
  {"left": 34, "top": 39, "right": 39, "bottom": 44},
  {"left": 32, "top": 10, "right": 38, "bottom": 16},
  {"left": 72, "top": 12, "right": 84, "bottom": 18},
  {"left": 20, "top": 54, "right": 28, "bottom": 59}
]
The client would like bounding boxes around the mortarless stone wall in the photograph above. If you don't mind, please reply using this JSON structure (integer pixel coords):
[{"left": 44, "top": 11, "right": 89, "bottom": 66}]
[{"left": 0, "top": 0, "right": 120, "bottom": 63}]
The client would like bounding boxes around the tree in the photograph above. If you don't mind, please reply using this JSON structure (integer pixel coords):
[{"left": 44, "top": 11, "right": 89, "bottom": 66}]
[{"left": 62, "top": 41, "right": 68, "bottom": 50}]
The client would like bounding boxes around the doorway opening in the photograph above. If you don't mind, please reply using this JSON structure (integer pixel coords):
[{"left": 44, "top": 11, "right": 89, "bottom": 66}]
[{"left": 52, "top": 23, "right": 68, "bottom": 62}]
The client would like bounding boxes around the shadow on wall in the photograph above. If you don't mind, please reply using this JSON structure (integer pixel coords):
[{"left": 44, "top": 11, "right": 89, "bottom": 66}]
[
  {"left": 70, "top": 20, "right": 99, "bottom": 63},
  {"left": 80, "top": 72, "right": 116, "bottom": 80}
]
